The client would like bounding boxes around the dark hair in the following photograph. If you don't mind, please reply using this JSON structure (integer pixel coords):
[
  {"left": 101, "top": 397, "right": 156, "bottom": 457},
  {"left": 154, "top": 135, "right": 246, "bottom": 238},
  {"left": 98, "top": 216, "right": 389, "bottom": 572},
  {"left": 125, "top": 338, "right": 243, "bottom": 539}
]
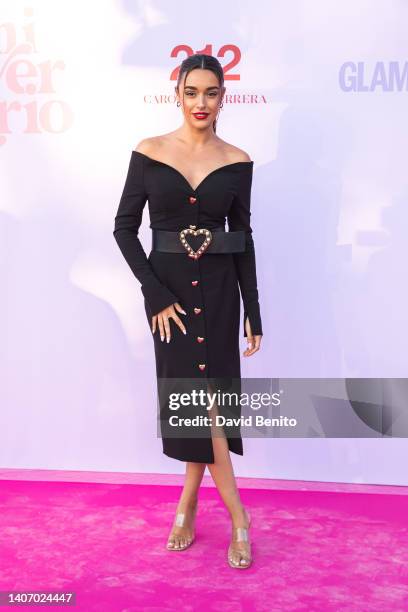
[{"left": 176, "top": 54, "right": 224, "bottom": 133}]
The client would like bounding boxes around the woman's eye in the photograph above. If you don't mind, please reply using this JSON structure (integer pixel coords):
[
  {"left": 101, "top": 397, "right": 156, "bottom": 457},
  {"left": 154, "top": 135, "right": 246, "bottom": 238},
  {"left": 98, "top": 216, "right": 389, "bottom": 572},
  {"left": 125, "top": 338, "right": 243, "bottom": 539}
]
[{"left": 185, "top": 92, "right": 217, "bottom": 97}]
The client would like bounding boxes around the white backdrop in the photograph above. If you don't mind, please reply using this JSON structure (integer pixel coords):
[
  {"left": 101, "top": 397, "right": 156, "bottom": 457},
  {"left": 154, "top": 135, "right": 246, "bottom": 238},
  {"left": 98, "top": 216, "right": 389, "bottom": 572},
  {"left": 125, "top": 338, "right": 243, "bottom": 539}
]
[{"left": 2, "top": 0, "right": 408, "bottom": 483}]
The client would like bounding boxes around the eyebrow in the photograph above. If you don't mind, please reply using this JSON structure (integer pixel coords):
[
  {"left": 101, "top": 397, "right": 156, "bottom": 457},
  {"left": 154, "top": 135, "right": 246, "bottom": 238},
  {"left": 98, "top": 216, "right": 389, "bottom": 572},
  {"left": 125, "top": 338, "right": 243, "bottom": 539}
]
[{"left": 184, "top": 86, "right": 220, "bottom": 90}]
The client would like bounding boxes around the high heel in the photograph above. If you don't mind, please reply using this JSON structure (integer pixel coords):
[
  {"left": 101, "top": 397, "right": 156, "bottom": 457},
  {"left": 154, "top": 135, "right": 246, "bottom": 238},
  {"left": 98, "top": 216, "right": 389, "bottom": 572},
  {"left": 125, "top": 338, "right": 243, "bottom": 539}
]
[
  {"left": 228, "top": 508, "right": 252, "bottom": 569},
  {"left": 166, "top": 502, "right": 198, "bottom": 551}
]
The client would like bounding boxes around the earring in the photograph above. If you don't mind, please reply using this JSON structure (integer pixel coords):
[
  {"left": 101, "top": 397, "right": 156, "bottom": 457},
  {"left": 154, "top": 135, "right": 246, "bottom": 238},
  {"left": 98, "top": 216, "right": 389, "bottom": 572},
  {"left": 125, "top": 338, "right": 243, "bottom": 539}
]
[{"left": 177, "top": 101, "right": 181, "bottom": 107}]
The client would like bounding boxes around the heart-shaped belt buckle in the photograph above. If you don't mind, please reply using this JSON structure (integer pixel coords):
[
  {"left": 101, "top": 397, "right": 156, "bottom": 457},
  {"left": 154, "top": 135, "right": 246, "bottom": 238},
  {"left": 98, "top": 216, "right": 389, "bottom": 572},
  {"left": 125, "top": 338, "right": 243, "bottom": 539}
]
[{"left": 179, "top": 225, "right": 213, "bottom": 259}]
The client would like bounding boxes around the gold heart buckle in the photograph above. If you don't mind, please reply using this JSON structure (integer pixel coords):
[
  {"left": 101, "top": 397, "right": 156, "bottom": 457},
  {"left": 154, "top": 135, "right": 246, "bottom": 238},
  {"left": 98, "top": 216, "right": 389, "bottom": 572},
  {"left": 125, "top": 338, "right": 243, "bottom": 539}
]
[{"left": 179, "top": 225, "right": 213, "bottom": 260}]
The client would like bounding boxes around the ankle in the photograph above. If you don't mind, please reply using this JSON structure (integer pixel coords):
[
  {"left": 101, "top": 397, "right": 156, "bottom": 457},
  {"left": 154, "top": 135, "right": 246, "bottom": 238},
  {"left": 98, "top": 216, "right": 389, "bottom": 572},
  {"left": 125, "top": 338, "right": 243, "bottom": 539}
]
[
  {"left": 230, "top": 505, "right": 249, "bottom": 528},
  {"left": 178, "top": 496, "right": 198, "bottom": 510}
]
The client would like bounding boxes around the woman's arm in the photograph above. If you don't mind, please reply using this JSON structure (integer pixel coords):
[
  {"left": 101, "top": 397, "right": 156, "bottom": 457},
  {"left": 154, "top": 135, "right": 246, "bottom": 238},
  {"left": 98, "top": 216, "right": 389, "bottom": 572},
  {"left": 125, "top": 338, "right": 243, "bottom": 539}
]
[
  {"left": 113, "top": 151, "right": 179, "bottom": 316},
  {"left": 227, "top": 164, "right": 263, "bottom": 338}
]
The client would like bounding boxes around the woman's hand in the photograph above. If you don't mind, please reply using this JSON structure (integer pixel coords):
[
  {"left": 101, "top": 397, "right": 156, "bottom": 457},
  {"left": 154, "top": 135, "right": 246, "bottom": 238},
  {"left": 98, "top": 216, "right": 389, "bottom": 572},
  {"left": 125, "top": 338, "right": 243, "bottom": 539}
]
[
  {"left": 152, "top": 302, "right": 187, "bottom": 343},
  {"left": 243, "top": 316, "right": 262, "bottom": 357}
]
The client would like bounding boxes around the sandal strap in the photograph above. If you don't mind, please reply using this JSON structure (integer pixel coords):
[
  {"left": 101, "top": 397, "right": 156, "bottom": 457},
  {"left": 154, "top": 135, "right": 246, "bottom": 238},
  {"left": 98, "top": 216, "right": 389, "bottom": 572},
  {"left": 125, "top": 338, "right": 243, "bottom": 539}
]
[
  {"left": 234, "top": 527, "right": 249, "bottom": 542},
  {"left": 174, "top": 503, "right": 197, "bottom": 527},
  {"left": 175, "top": 513, "right": 186, "bottom": 527}
]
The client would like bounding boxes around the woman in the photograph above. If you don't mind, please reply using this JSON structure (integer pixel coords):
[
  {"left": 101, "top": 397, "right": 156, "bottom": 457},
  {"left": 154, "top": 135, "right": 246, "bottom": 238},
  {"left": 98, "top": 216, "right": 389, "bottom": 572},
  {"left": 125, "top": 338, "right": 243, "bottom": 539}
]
[{"left": 113, "top": 54, "right": 263, "bottom": 569}]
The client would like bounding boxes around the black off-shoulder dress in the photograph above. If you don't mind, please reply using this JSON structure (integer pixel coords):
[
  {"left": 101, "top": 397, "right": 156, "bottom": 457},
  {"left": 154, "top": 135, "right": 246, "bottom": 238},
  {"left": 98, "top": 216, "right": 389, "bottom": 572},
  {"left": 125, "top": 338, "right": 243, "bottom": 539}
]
[{"left": 113, "top": 151, "right": 263, "bottom": 464}]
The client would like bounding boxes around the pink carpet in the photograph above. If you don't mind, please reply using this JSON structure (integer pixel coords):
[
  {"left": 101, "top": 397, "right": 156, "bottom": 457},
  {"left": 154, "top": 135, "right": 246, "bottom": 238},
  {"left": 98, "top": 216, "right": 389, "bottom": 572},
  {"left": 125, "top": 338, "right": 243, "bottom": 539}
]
[{"left": 1, "top": 472, "right": 408, "bottom": 611}]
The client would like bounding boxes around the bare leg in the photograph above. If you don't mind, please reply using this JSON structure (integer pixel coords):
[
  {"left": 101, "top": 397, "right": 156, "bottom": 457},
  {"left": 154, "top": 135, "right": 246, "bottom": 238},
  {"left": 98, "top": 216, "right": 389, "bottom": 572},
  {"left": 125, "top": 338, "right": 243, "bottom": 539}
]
[
  {"left": 167, "top": 461, "right": 205, "bottom": 550},
  {"left": 205, "top": 386, "right": 251, "bottom": 567}
]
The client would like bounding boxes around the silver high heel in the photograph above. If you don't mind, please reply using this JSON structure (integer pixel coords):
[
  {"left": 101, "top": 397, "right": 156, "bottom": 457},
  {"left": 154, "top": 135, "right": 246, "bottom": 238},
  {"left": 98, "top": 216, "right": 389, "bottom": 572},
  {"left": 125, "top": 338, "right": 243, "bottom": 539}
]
[
  {"left": 228, "top": 508, "right": 252, "bottom": 569},
  {"left": 166, "top": 503, "right": 198, "bottom": 551}
]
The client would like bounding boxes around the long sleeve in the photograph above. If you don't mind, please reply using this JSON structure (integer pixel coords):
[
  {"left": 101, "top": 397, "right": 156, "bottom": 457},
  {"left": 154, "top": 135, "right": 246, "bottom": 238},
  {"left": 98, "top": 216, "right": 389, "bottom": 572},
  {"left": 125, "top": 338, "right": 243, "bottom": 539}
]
[
  {"left": 227, "top": 165, "right": 263, "bottom": 337},
  {"left": 113, "top": 152, "right": 179, "bottom": 316}
]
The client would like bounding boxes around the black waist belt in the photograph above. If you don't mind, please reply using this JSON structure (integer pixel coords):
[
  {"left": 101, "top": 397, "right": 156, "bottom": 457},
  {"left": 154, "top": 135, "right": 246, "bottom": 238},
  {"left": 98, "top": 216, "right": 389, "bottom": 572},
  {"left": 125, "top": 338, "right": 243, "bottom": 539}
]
[{"left": 152, "top": 226, "right": 245, "bottom": 259}]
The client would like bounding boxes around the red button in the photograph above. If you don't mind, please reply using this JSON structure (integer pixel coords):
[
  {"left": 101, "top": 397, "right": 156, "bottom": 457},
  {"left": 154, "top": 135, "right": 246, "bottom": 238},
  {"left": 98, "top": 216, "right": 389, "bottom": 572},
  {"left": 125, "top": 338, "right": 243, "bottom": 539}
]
[
  {"left": 191, "top": 280, "right": 199, "bottom": 286},
  {"left": 198, "top": 364, "right": 206, "bottom": 371},
  {"left": 197, "top": 337, "right": 204, "bottom": 343},
  {"left": 193, "top": 308, "right": 202, "bottom": 314},
  {"left": 189, "top": 196, "right": 197, "bottom": 204}
]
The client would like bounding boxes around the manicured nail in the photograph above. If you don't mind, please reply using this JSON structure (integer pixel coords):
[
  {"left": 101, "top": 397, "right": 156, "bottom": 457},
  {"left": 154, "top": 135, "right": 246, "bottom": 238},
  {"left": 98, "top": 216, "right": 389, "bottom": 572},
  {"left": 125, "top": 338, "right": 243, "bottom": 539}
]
[
  {"left": 183, "top": 329, "right": 187, "bottom": 335},
  {"left": 167, "top": 337, "right": 170, "bottom": 343},
  {"left": 161, "top": 335, "right": 164, "bottom": 341},
  {"left": 181, "top": 310, "right": 187, "bottom": 315}
]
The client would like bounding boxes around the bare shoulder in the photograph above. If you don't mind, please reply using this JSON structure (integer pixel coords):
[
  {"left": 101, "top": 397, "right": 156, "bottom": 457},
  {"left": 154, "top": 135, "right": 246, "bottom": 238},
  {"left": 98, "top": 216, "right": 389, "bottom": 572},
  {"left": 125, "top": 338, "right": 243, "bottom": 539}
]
[
  {"left": 219, "top": 141, "right": 252, "bottom": 163},
  {"left": 134, "top": 136, "right": 162, "bottom": 156},
  {"left": 134, "top": 133, "right": 174, "bottom": 157}
]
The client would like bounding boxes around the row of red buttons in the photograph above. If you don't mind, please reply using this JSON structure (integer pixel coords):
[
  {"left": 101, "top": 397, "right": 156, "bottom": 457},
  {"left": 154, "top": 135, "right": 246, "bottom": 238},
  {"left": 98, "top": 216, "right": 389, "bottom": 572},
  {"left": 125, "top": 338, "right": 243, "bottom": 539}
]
[
  {"left": 187, "top": 201, "right": 205, "bottom": 370},
  {"left": 192, "top": 278, "right": 206, "bottom": 371}
]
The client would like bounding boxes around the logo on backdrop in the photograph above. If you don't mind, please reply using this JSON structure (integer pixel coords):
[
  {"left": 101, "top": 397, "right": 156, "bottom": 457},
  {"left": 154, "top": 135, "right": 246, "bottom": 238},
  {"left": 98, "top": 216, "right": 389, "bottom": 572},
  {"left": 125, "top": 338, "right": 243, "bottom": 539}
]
[
  {"left": 143, "top": 46, "right": 267, "bottom": 106},
  {"left": 169, "top": 45, "right": 241, "bottom": 81},
  {"left": 339, "top": 61, "right": 408, "bottom": 92},
  {"left": 0, "top": 7, "right": 73, "bottom": 146}
]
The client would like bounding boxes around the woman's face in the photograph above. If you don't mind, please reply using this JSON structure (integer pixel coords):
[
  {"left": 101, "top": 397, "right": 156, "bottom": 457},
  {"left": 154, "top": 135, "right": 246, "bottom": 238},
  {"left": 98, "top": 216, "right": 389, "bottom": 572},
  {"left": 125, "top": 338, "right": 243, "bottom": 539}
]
[{"left": 176, "top": 68, "right": 225, "bottom": 129}]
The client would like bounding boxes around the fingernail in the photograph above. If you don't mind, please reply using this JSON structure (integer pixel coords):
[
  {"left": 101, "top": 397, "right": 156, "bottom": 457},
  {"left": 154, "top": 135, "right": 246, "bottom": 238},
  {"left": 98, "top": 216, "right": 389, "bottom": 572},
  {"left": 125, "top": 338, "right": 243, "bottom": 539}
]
[
  {"left": 161, "top": 336, "right": 164, "bottom": 341},
  {"left": 183, "top": 330, "right": 187, "bottom": 335},
  {"left": 181, "top": 310, "right": 186, "bottom": 315},
  {"left": 167, "top": 337, "right": 170, "bottom": 343}
]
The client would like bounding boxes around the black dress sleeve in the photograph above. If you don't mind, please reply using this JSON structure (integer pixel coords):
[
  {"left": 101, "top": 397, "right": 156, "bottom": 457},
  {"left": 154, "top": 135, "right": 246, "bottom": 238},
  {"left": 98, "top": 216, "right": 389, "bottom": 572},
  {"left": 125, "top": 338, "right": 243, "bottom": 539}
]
[
  {"left": 113, "top": 151, "right": 179, "bottom": 317},
  {"left": 227, "top": 164, "right": 263, "bottom": 337}
]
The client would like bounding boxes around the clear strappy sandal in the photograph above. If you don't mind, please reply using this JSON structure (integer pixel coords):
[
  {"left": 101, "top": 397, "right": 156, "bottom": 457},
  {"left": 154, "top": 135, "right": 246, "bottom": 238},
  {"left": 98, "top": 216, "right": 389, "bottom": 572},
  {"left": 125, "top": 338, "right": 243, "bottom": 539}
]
[
  {"left": 166, "top": 502, "right": 198, "bottom": 551},
  {"left": 228, "top": 508, "right": 252, "bottom": 569}
]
